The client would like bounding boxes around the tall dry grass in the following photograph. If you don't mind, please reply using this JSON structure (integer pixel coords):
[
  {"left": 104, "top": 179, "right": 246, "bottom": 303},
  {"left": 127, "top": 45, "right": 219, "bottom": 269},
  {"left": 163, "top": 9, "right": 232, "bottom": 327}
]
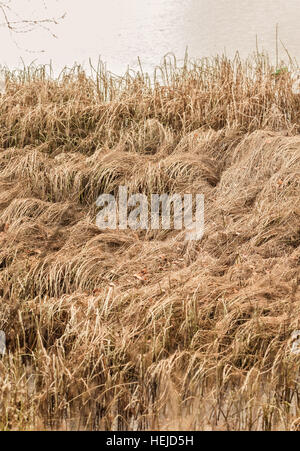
[{"left": 0, "top": 53, "right": 300, "bottom": 430}]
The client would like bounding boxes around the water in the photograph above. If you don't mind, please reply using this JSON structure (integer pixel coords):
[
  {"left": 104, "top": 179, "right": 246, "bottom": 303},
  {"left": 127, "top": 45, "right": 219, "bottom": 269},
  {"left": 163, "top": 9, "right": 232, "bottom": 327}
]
[{"left": 1, "top": 0, "right": 300, "bottom": 74}]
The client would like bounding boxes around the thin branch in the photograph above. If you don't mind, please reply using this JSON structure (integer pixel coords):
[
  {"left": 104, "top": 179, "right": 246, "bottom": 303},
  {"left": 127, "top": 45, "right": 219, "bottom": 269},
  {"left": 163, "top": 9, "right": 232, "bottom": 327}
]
[
  {"left": 0, "top": 1, "right": 66, "bottom": 52},
  {"left": 0, "top": 1, "right": 65, "bottom": 36}
]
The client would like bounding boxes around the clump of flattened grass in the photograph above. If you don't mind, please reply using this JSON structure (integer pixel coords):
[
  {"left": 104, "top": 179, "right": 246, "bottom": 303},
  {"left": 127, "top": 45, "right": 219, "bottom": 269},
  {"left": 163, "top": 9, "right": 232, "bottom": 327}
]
[{"left": 0, "top": 54, "right": 300, "bottom": 430}]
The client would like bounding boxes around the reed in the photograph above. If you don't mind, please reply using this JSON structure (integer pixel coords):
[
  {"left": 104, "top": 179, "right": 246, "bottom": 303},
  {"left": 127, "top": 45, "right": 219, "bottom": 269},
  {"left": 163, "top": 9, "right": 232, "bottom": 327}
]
[{"left": 0, "top": 53, "right": 300, "bottom": 430}]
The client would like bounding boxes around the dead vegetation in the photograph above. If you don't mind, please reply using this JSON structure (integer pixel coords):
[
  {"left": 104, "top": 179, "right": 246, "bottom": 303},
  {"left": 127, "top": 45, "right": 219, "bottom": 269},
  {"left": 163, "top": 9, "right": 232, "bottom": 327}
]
[{"left": 0, "top": 54, "right": 300, "bottom": 430}]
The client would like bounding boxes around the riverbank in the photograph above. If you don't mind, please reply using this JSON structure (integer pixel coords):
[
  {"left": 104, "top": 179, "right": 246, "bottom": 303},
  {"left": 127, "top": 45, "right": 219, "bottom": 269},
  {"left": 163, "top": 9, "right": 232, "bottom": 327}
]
[{"left": 0, "top": 55, "right": 300, "bottom": 430}]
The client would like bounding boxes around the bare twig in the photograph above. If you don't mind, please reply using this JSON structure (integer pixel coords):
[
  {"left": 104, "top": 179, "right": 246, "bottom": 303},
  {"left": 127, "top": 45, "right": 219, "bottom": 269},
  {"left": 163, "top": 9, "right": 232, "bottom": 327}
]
[{"left": 0, "top": 0, "right": 65, "bottom": 50}]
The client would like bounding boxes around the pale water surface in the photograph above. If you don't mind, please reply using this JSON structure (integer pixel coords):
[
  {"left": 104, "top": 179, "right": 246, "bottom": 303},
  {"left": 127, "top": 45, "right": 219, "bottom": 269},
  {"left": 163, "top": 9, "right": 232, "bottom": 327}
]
[{"left": 1, "top": 0, "right": 300, "bottom": 74}]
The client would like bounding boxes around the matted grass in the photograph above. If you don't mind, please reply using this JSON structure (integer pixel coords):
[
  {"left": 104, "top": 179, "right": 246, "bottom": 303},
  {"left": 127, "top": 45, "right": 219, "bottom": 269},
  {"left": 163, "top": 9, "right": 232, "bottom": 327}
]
[{"left": 0, "top": 54, "right": 300, "bottom": 430}]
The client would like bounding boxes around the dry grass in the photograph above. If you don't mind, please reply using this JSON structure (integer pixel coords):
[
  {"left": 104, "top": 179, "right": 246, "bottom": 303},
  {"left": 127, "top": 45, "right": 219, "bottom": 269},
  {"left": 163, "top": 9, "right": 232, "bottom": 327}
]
[{"left": 0, "top": 53, "right": 300, "bottom": 430}]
